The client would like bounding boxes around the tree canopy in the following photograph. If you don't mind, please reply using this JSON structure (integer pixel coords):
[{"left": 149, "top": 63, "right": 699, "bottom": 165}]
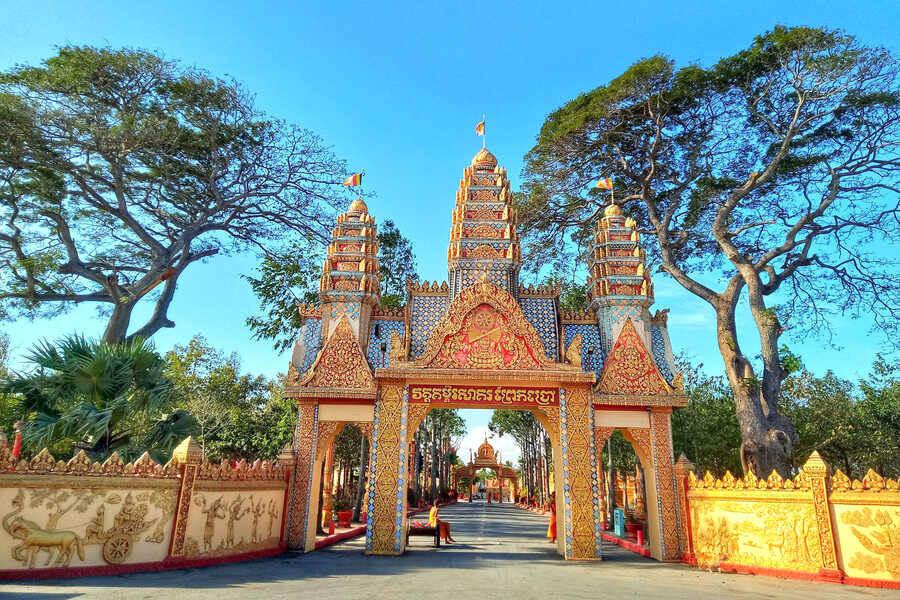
[
  {"left": 0, "top": 46, "right": 349, "bottom": 343},
  {"left": 2, "top": 335, "right": 195, "bottom": 462},
  {"left": 522, "top": 26, "right": 900, "bottom": 477}
]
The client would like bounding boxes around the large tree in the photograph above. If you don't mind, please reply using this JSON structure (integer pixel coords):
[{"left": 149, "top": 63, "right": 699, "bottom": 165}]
[
  {"left": 0, "top": 46, "right": 348, "bottom": 343},
  {"left": 522, "top": 27, "right": 900, "bottom": 477}
]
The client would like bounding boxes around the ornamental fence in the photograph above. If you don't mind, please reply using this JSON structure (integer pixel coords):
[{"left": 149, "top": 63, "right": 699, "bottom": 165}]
[
  {"left": 0, "top": 437, "right": 295, "bottom": 580},
  {"left": 676, "top": 451, "right": 900, "bottom": 589}
]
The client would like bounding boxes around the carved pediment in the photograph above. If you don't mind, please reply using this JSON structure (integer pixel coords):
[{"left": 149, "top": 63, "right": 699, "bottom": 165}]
[
  {"left": 596, "top": 319, "right": 674, "bottom": 396},
  {"left": 295, "top": 316, "right": 375, "bottom": 389},
  {"left": 414, "top": 279, "right": 561, "bottom": 371}
]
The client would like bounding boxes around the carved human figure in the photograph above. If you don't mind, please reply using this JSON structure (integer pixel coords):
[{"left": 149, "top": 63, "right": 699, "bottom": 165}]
[
  {"left": 267, "top": 499, "right": 278, "bottom": 539},
  {"left": 248, "top": 497, "right": 265, "bottom": 543},
  {"left": 226, "top": 496, "right": 245, "bottom": 548},
  {"left": 197, "top": 495, "right": 227, "bottom": 552}
]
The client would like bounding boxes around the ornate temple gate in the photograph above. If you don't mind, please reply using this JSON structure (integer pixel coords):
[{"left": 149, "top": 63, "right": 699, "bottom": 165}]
[
  {"left": 367, "top": 370, "right": 597, "bottom": 558},
  {"left": 282, "top": 148, "right": 688, "bottom": 562}
]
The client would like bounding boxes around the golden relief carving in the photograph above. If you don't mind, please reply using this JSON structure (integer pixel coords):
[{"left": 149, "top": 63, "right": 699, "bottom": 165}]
[
  {"left": 596, "top": 319, "right": 674, "bottom": 396},
  {"left": 414, "top": 280, "right": 561, "bottom": 371},
  {"left": 389, "top": 330, "right": 406, "bottom": 365},
  {"left": 0, "top": 447, "right": 180, "bottom": 478},
  {"left": 298, "top": 316, "right": 375, "bottom": 390},
  {"left": 565, "top": 334, "right": 583, "bottom": 368},
  {"left": 841, "top": 508, "right": 899, "bottom": 579},
  {"left": 185, "top": 492, "right": 282, "bottom": 558},
  {"left": 471, "top": 189, "right": 499, "bottom": 202},
  {"left": 369, "top": 386, "right": 404, "bottom": 554},
  {"left": 466, "top": 224, "right": 501, "bottom": 239},
  {"left": 466, "top": 208, "right": 501, "bottom": 220},
  {"left": 691, "top": 500, "right": 822, "bottom": 571},
  {"left": 2, "top": 487, "right": 176, "bottom": 569},
  {"left": 466, "top": 244, "right": 504, "bottom": 259}
]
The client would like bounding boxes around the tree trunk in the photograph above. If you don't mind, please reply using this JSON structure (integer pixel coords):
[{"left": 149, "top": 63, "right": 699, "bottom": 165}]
[
  {"left": 716, "top": 289, "right": 796, "bottom": 478},
  {"left": 102, "top": 300, "right": 135, "bottom": 344}
]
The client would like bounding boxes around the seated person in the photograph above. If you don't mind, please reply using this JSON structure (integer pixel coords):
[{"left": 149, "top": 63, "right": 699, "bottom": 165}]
[{"left": 429, "top": 500, "right": 455, "bottom": 544}]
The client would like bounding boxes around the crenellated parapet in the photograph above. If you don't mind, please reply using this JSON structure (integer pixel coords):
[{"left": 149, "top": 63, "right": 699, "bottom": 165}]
[
  {"left": 0, "top": 447, "right": 180, "bottom": 478},
  {"left": 447, "top": 148, "right": 521, "bottom": 298},
  {"left": 518, "top": 282, "right": 561, "bottom": 299}
]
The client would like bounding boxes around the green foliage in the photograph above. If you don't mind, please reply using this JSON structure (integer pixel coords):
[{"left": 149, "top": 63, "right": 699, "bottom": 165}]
[
  {"left": 783, "top": 358, "right": 900, "bottom": 478},
  {"left": 0, "top": 46, "right": 347, "bottom": 343},
  {"left": 2, "top": 335, "right": 195, "bottom": 462},
  {"left": 244, "top": 242, "right": 323, "bottom": 353},
  {"left": 672, "top": 359, "right": 743, "bottom": 477},
  {"left": 377, "top": 220, "right": 419, "bottom": 309},
  {"left": 244, "top": 219, "right": 419, "bottom": 350},
  {"left": 164, "top": 335, "right": 292, "bottom": 461}
]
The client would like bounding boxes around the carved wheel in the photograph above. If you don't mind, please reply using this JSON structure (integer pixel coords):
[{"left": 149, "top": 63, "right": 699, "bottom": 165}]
[{"left": 102, "top": 534, "right": 132, "bottom": 564}]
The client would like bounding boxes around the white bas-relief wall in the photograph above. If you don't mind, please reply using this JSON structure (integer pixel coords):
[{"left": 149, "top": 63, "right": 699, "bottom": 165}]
[
  {"left": 0, "top": 483, "right": 178, "bottom": 571},
  {"left": 183, "top": 488, "right": 285, "bottom": 558}
]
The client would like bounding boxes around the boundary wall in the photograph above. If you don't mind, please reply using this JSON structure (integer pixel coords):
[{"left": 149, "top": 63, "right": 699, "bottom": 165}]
[
  {"left": 0, "top": 437, "right": 295, "bottom": 580},
  {"left": 676, "top": 452, "right": 900, "bottom": 589}
]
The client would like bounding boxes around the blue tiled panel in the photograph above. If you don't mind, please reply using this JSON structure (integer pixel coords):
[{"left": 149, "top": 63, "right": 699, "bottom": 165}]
[
  {"left": 562, "top": 323, "right": 604, "bottom": 376},
  {"left": 596, "top": 305, "right": 644, "bottom": 354},
  {"left": 409, "top": 295, "right": 449, "bottom": 357},
  {"left": 366, "top": 319, "right": 405, "bottom": 369},
  {"left": 519, "top": 297, "right": 559, "bottom": 360},
  {"left": 651, "top": 325, "right": 674, "bottom": 383},
  {"left": 300, "top": 318, "right": 322, "bottom": 372}
]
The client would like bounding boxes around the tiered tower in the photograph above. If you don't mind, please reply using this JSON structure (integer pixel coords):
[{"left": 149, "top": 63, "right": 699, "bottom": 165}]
[
  {"left": 447, "top": 148, "right": 521, "bottom": 299},
  {"left": 587, "top": 204, "right": 655, "bottom": 355},
  {"left": 318, "top": 197, "right": 380, "bottom": 348}
]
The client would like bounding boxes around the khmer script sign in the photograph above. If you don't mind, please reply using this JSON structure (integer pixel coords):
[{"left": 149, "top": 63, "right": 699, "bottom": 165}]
[{"left": 408, "top": 385, "right": 558, "bottom": 407}]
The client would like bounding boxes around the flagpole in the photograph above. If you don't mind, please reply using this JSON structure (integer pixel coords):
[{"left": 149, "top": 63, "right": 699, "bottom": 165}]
[{"left": 482, "top": 113, "right": 486, "bottom": 149}]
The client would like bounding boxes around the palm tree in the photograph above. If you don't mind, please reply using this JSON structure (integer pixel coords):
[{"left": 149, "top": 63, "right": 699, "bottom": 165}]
[{"left": 3, "top": 335, "right": 196, "bottom": 462}]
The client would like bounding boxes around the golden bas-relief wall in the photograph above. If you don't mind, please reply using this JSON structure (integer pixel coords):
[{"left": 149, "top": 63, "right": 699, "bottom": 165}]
[
  {"left": 183, "top": 489, "right": 284, "bottom": 558},
  {"left": 683, "top": 452, "right": 900, "bottom": 586},
  {"left": 0, "top": 484, "right": 177, "bottom": 570},
  {"left": 0, "top": 440, "right": 293, "bottom": 579}
]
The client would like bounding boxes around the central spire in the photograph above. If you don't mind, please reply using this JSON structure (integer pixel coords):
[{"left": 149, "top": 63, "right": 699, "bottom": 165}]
[{"left": 447, "top": 148, "right": 521, "bottom": 299}]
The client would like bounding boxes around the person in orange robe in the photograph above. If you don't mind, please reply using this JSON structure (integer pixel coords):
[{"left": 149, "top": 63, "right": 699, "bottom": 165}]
[
  {"left": 547, "top": 492, "right": 557, "bottom": 543},
  {"left": 429, "top": 500, "right": 455, "bottom": 543}
]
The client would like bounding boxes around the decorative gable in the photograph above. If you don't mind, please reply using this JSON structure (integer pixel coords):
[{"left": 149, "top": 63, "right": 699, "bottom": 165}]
[
  {"left": 596, "top": 319, "right": 673, "bottom": 396},
  {"left": 413, "top": 278, "right": 564, "bottom": 371},
  {"left": 293, "top": 316, "right": 375, "bottom": 389}
]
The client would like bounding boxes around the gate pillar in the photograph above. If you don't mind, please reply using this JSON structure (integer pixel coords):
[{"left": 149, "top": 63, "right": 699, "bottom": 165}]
[
  {"left": 286, "top": 400, "right": 318, "bottom": 550},
  {"left": 366, "top": 385, "right": 409, "bottom": 555},
  {"left": 649, "top": 407, "right": 681, "bottom": 560},
  {"left": 560, "top": 386, "right": 603, "bottom": 560}
]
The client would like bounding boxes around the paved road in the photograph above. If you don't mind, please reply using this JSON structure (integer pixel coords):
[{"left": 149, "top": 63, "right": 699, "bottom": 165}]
[{"left": 2, "top": 502, "right": 895, "bottom": 600}]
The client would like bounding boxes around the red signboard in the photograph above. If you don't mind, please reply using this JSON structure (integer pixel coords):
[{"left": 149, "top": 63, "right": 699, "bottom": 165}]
[{"left": 408, "top": 385, "right": 558, "bottom": 408}]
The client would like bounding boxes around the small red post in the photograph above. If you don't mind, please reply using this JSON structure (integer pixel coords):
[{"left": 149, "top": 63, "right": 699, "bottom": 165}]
[
  {"left": 12, "top": 421, "right": 24, "bottom": 460},
  {"left": 328, "top": 521, "right": 335, "bottom": 535},
  {"left": 637, "top": 529, "right": 644, "bottom": 546}
]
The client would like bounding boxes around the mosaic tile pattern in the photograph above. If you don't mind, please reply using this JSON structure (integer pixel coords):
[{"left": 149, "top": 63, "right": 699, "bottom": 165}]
[
  {"left": 596, "top": 304, "right": 645, "bottom": 355},
  {"left": 560, "top": 388, "right": 572, "bottom": 558},
  {"left": 563, "top": 323, "right": 604, "bottom": 375},
  {"left": 299, "top": 318, "right": 323, "bottom": 372},
  {"left": 651, "top": 325, "right": 674, "bottom": 383},
  {"left": 365, "top": 400, "right": 379, "bottom": 551},
  {"left": 519, "top": 297, "right": 558, "bottom": 359},
  {"left": 410, "top": 294, "right": 449, "bottom": 358},
  {"left": 367, "top": 319, "right": 405, "bottom": 368}
]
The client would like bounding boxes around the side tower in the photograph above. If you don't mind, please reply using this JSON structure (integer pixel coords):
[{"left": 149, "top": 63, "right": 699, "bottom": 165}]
[
  {"left": 291, "top": 197, "right": 381, "bottom": 372},
  {"left": 319, "top": 197, "right": 381, "bottom": 347},
  {"left": 587, "top": 204, "right": 674, "bottom": 379},
  {"left": 447, "top": 148, "right": 521, "bottom": 299}
]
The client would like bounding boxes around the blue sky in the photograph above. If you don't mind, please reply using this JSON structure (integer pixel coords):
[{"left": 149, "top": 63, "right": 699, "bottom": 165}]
[{"left": 2, "top": 1, "right": 898, "bottom": 461}]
